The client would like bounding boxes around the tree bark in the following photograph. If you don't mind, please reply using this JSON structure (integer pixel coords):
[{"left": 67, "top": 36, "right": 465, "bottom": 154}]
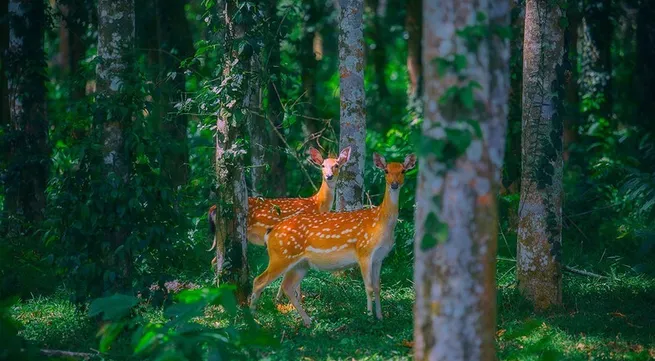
[
  {"left": 336, "top": 0, "right": 366, "bottom": 211},
  {"left": 413, "top": 0, "right": 510, "bottom": 359},
  {"left": 96, "top": 0, "right": 135, "bottom": 291},
  {"left": 5, "top": 0, "right": 49, "bottom": 221},
  {"left": 516, "top": 0, "right": 565, "bottom": 311},
  {"left": 406, "top": 0, "right": 422, "bottom": 119},
  {"left": 579, "top": 0, "right": 612, "bottom": 126},
  {"left": 57, "top": 1, "right": 87, "bottom": 102},
  {"left": 214, "top": 0, "right": 251, "bottom": 304}
]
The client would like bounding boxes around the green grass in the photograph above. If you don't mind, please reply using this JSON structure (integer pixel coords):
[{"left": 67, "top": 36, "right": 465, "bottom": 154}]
[{"left": 10, "top": 233, "right": 655, "bottom": 360}]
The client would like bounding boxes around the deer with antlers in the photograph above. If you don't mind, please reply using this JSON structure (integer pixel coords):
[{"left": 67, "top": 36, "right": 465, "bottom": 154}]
[{"left": 249, "top": 153, "right": 416, "bottom": 327}]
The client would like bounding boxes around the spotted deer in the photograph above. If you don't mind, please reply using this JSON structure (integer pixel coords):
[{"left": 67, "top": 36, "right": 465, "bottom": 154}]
[
  {"left": 208, "top": 147, "right": 351, "bottom": 297},
  {"left": 249, "top": 153, "right": 417, "bottom": 327},
  {"left": 209, "top": 146, "right": 351, "bottom": 247}
]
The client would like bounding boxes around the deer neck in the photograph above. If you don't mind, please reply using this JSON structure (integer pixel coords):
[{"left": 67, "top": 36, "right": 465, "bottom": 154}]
[
  {"left": 377, "top": 184, "right": 400, "bottom": 228},
  {"left": 314, "top": 179, "right": 335, "bottom": 212}
]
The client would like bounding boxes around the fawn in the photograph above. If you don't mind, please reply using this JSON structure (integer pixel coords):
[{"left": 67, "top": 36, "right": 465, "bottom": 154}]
[
  {"left": 208, "top": 146, "right": 351, "bottom": 248},
  {"left": 249, "top": 153, "right": 416, "bottom": 327}
]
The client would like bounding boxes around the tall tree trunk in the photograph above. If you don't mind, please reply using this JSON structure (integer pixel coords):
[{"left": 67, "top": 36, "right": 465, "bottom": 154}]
[
  {"left": 6, "top": 0, "right": 48, "bottom": 221},
  {"left": 413, "top": 0, "right": 510, "bottom": 358},
  {"left": 502, "top": 0, "right": 524, "bottom": 194},
  {"left": 579, "top": 0, "right": 612, "bottom": 126},
  {"left": 336, "top": 0, "right": 366, "bottom": 211},
  {"left": 159, "top": 0, "right": 193, "bottom": 188},
  {"left": 1, "top": 1, "right": 9, "bottom": 169},
  {"left": 57, "top": 1, "right": 87, "bottom": 102},
  {"left": 517, "top": 0, "right": 565, "bottom": 311},
  {"left": 247, "top": 60, "right": 265, "bottom": 196},
  {"left": 266, "top": 0, "right": 286, "bottom": 196},
  {"left": 96, "top": 0, "right": 135, "bottom": 291},
  {"left": 214, "top": 0, "right": 251, "bottom": 303},
  {"left": 406, "top": 0, "right": 422, "bottom": 119},
  {"left": 300, "top": 0, "right": 321, "bottom": 139},
  {"left": 635, "top": 0, "right": 655, "bottom": 133},
  {"left": 365, "top": 0, "right": 388, "bottom": 99}
]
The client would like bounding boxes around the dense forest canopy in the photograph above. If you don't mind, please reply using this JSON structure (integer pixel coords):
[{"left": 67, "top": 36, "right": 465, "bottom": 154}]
[{"left": 1, "top": 0, "right": 654, "bottom": 360}]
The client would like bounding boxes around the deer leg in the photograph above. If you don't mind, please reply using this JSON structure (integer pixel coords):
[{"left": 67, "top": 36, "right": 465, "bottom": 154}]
[
  {"left": 371, "top": 259, "right": 383, "bottom": 320},
  {"left": 275, "top": 282, "right": 302, "bottom": 303},
  {"left": 281, "top": 266, "right": 311, "bottom": 327},
  {"left": 250, "top": 258, "right": 296, "bottom": 312},
  {"left": 359, "top": 258, "right": 374, "bottom": 316}
]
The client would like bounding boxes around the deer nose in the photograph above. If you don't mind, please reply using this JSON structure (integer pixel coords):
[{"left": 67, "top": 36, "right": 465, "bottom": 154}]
[
  {"left": 391, "top": 182, "right": 399, "bottom": 189},
  {"left": 326, "top": 175, "right": 334, "bottom": 181}
]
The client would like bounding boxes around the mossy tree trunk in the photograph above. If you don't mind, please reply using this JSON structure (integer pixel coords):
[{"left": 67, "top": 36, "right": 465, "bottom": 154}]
[
  {"left": 336, "top": 0, "right": 366, "bottom": 211},
  {"left": 413, "top": 0, "right": 510, "bottom": 359},
  {"left": 516, "top": 0, "right": 565, "bottom": 311},
  {"left": 96, "top": 0, "right": 136, "bottom": 292},
  {"left": 214, "top": 0, "right": 251, "bottom": 304},
  {"left": 5, "top": 0, "right": 49, "bottom": 221}
]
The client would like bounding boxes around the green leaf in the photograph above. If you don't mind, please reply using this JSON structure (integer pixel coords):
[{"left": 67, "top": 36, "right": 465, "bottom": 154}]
[
  {"left": 88, "top": 294, "right": 139, "bottom": 321},
  {"left": 454, "top": 54, "right": 467, "bottom": 73},
  {"left": 420, "top": 212, "right": 448, "bottom": 250},
  {"left": 476, "top": 11, "right": 487, "bottom": 22},
  {"left": 98, "top": 321, "right": 126, "bottom": 352},
  {"left": 459, "top": 86, "right": 475, "bottom": 110},
  {"left": 445, "top": 128, "right": 473, "bottom": 154}
]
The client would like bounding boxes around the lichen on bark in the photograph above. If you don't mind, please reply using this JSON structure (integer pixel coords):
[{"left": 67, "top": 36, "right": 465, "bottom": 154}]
[
  {"left": 337, "top": 0, "right": 366, "bottom": 211},
  {"left": 516, "top": 0, "right": 565, "bottom": 311},
  {"left": 413, "top": 0, "right": 509, "bottom": 360}
]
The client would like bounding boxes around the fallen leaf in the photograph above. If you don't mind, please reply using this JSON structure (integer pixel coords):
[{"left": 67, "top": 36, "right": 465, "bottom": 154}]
[
  {"left": 276, "top": 303, "right": 294, "bottom": 314},
  {"left": 496, "top": 329, "right": 506, "bottom": 337}
]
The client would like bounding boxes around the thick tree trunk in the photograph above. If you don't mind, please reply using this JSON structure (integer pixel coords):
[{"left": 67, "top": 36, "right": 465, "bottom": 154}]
[
  {"left": 336, "top": 0, "right": 366, "bottom": 211},
  {"left": 413, "top": 0, "right": 510, "bottom": 359},
  {"left": 96, "top": 0, "right": 135, "bottom": 291},
  {"left": 57, "top": 2, "right": 87, "bottom": 101},
  {"left": 517, "top": 0, "right": 565, "bottom": 311},
  {"left": 406, "top": 0, "right": 422, "bottom": 119},
  {"left": 1, "top": 1, "right": 9, "bottom": 173},
  {"left": 214, "top": 0, "right": 251, "bottom": 303},
  {"left": 579, "top": 0, "right": 612, "bottom": 126},
  {"left": 5, "top": 0, "right": 48, "bottom": 221}
]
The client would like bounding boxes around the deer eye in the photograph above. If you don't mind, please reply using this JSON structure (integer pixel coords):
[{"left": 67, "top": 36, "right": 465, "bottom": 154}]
[
  {"left": 334, "top": 165, "right": 339, "bottom": 169},
  {"left": 384, "top": 169, "right": 388, "bottom": 174},
  {"left": 401, "top": 169, "right": 406, "bottom": 174}
]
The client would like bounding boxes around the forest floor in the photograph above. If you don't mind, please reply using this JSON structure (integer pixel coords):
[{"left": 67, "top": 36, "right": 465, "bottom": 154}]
[{"left": 11, "top": 229, "right": 655, "bottom": 360}]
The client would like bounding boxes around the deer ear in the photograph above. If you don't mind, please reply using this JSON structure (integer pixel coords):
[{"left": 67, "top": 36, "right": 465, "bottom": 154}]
[
  {"left": 337, "top": 146, "right": 352, "bottom": 165},
  {"left": 373, "top": 153, "right": 387, "bottom": 170},
  {"left": 403, "top": 154, "right": 417, "bottom": 170},
  {"left": 309, "top": 147, "right": 324, "bottom": 166}
]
